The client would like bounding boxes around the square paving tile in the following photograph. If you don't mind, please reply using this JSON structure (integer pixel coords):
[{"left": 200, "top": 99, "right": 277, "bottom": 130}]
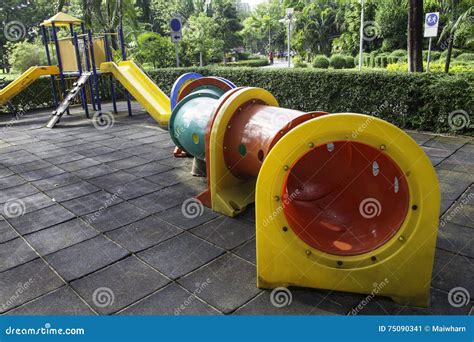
[
  {"left": 0, "top": 184, "right": 39, "bottom": 204},
  {"left": 432, "top": 249, "right": 474, "bottom": 295},
  {"left": 76, "top": 145, "right": 115, "bottom": 157},
  {"left": 6, "top": 204, "right": 75, "bottom": 235},
  {"left": 71, "top": 256, "right": 169, "bottom": 314},
  {"left": 178, "top": 253, "right": 261, "bottom": 313},
  {"left": 108, "top": 178, "right": 164, "bottom": 200},
  {"left": 45, "top": 180, "right": 100, "bottom": 202},
  {"left": 91, "top": 151, "right": 132, "bottom": 163},
  {"left": 437, "top": 222, "right": 474, "bottom": 258},
  {"left": 44, "top": 235, "right": 129, "bottom": 281},
  {"left": 61, "top": 191, "right": 124, "bottom": 216},
  {"left": 60, "top": 158, "right": 101, "bottom": 172},
  {"left": 138, "top": 232, "right": 224, "bottom": 279},
  {"left": 83, "top": 201, "right": 149, "bottom": 232},
  {"left": 106, "top": 216, "right": 182, "bottom": 253},
  {"left": 9, "top": 160, "right": 53, "bottom": 174},
  {"left": 32, "top": 173, "right": 81, "bottom": 191},
  {"left": 0, "top": 175, "right": 26, "bottom": 190},
  {"left": 5, "top": 286, "right": 95, "bottom": 315},
  {"left": 106, "top": 156, "right": 150, "bottom": 170},
  {"left": 442, "top": 205, "right": 474, "bottom": 228},
  {"left": 119, "top": 283, "right": 220, "bottom": 315},
  {"left": 19, "top": 165, "right": 66, "bottom": 182},
  {"left": 124, "top": 161, "right": 173, "bottom": 177},
  {"left": 130, "top": 183, "right": 194, "bottom": 214},
  {"left": 72, "top": 164, "right": 119, "bottom": 179},
  {"left": 0, "top": 259, "right": 64, "bottom": 313},
  {"left": 145, "top": 168, "right": 191, "bottom": 187},
  {"left": 16, "top": 192, "right": 56, "bottom": 214},
  {"left": 88, "top": 171, "right": 138, "bottom": 190},
  {"left": 156, "top": 204, "right": 219, "bottom": 230},
  {"left": 439, "top": 181, "right": 471, "bottom": 201},
  {"left": 233, "top": 239, "right": 256, "bottom": 264},
  {"left": 24, "top": 219, "right": 99, "bottom": 256},
  {"left": 0, "top": 167, "right": 14, "bottom": 179},
  {"left": 191, "top": 217, "right": 255, "bottom": 250},
  {"left": 0, "top": 217, "right": 18, "bottom": 243},
  {"left": 45, "top": 152, "right": 85, "bottom": 165},
  {"left": 0, "top": 238, "right": 38, "bottom": 272}
]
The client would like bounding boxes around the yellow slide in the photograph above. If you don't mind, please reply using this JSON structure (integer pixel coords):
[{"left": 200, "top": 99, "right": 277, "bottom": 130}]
[
  {"left": 100, "top": 61, "right": 171, "bottom": 125},
  {"left": 0, "top": 66, "right": 59, "bottom": 105}
]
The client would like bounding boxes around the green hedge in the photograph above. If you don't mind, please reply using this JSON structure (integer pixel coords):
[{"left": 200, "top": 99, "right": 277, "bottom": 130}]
[
  {"left": 220, "top": 59, "right": 269, "bottom": 67},
  {"left": 2, "top": 68, "right": 473, "bottom": 135}
]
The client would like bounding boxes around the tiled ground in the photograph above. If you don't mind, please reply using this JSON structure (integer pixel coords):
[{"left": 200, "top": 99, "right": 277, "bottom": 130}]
[{"left": 0, "top": 102, "right": 473, "bottom": 316}]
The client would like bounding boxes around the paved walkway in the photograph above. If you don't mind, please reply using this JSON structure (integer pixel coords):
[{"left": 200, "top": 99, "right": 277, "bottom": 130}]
[{"left": 0, "top": 102, "right": 472, "bottom": 315}]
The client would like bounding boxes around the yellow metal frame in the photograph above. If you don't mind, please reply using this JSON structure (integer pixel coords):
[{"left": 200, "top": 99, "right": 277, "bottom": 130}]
[
  {"left": 256, "top": 113, "right": 440, "bottom": 307},
  {"left": 208, "top": 87, "right": 279, "bottom": 216}
]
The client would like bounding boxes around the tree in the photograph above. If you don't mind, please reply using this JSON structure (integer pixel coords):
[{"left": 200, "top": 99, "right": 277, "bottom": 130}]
[
  {"left": 241, "top": 0, "right": 284, "bottom": 53},
  {"left": 183, "top": 13, "right": 222, "bottom": 66},
  {"left": 407, "top": 0, "right": 423, "bottom": 72},
  {"left": 133, "top": 31, "right": 174, "bottom": 68},
  {"left": 438, "top": 1, "right": 473, "bottom": 72},
  {"left": 376, "top": 0, "right": 408, "bottom": 51},
  {"left": 294, "top": 0, "right": 339, "bottom": 57},
  {"left": 211, "top": 0, "right": 243, "bottom": 64}
]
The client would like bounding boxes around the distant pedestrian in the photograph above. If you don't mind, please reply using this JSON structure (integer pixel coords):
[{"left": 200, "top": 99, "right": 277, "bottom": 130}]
[{"left": 268, "top": 51, "right": 274, "bottom": 64}]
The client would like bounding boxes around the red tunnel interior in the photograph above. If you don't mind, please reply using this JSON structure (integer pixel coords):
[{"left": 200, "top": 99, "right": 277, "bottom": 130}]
[{"left": 282, "top": 141, "right": 409, "bottom": 256}]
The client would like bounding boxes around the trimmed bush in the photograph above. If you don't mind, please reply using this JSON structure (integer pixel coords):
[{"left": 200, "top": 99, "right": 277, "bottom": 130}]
[
  {"left": 457, "top": 53, "right": 474, "bottom": 62},
  {"left": 343, "top": 56, "right": 356, "bottom": 68},
  {"left": 390, "top": 49, "right": 407, "bottom": 58},
  {"left": 293, "top": 56, "right": 307, "bottom": 68},
  {"left": 3, "top": 67, "right": 473, "bottom": 135},
  {"left": 441, "top": 48, "right": 463, "bottom": 59},
  {"left": 312, "top": 55, "right": 330, "bottom": 69},
  {"left": 329, "top": 55, "right": 346, "bottom": 69},
  {"left": 430, "top": 51, "right": 442, "bottom": 61}
]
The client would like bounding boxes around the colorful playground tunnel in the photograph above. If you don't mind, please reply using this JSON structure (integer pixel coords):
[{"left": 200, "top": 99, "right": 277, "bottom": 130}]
[
  {"left": 0, "top": 12, "right": 440, "bottom": 307},
  {"left": 169, "top": 74, "right": 440, "bottom": 307}
]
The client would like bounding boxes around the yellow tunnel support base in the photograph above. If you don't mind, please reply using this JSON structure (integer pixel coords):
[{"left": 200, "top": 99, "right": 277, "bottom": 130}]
[
  {"left": 208, "top": 87, "right": 278, "bottom": 217},
  {"left": 256, "top": 113, "right": 440, "bottom": 307}
]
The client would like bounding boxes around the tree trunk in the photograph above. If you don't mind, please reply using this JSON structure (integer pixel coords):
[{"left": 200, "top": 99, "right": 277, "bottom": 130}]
[
  {"left": 444, "top": 35, "right": 454, "bottom": 73},
  {"left": 408, "top": 0, "right": 424, "bottom": 72},
  {"left": 200, "top": 51, "right": 203, "bottom": 67}
]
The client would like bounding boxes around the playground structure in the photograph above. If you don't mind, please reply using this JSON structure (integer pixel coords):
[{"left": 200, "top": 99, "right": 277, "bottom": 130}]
[
  {"left": 168, "top": 75, "right": 440, "bottom": 307},
  {"left": 0, "top": 13, "right": 440, "bottom": 308},
  {"left": 0, "top": 12, "right": 170, "bottom": 127}
]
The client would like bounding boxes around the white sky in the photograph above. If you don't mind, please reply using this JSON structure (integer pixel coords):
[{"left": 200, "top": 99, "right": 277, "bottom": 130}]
[{"left": 242, "top": 0, "right": 265, "bottom": 8}]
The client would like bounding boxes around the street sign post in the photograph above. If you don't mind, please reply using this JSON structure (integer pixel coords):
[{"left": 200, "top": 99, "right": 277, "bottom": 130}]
[
  {"left": 285, "top": 8, "right": 293, "bottom": 68},
  {"left": 170, "top": 15, "right": 182, "bottom": 67},
  {"left": 424, "top": 12, "right": 439, "bottom": 73}
]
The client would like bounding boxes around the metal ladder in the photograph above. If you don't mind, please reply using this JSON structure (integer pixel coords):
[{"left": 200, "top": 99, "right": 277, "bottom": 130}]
[{"left": 46, "top": 72, "right": 92, "bottom": 128}]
